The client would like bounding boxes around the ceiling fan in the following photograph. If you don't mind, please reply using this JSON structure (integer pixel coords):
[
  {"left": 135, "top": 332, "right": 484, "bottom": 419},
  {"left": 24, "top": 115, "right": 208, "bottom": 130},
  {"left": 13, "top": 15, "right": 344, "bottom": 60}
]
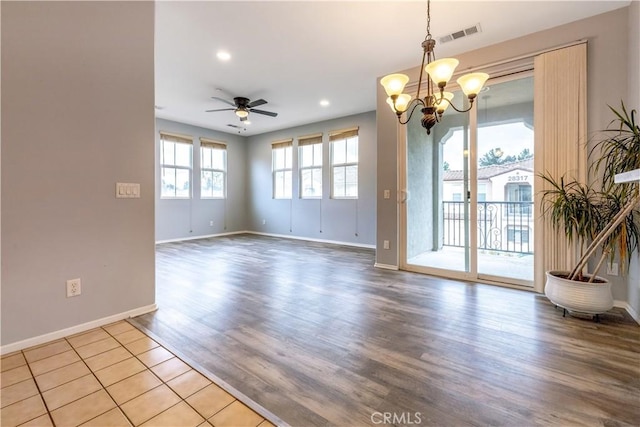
[{"left": 206, "top": 96, "right": 278, "bottom": 121}]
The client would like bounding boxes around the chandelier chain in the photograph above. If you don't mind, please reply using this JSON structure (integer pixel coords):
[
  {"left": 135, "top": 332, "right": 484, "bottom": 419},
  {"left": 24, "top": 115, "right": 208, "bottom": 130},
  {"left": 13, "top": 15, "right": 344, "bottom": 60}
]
[{"left": 425, "top": 0, "right": 432, "bottom": 40}]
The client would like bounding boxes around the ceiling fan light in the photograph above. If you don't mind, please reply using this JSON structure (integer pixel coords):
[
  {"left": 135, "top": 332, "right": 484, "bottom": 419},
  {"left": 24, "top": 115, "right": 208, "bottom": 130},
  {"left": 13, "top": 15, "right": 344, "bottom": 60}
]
[
  {"left": 457, "top": 72, "right": 489, "bottom": 98},
  {"left": 424, "top": 58, "right": 459, "bottom": 87},
  {"left": 380, "top": 74, "right": 410, "bottom": 97},
  {"left": 235, "top": 108, "right": 249, "bottom": 118}
]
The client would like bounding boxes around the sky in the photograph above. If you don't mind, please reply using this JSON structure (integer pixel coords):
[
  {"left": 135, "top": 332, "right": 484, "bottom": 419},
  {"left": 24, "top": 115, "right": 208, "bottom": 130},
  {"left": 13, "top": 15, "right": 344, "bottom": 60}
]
[{"left": 443, "top": 122, "right": 534, "bottom": 171}]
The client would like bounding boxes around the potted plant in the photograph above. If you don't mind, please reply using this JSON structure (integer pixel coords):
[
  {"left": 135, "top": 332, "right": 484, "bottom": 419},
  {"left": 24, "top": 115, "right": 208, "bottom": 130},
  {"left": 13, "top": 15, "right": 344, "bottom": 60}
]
[{"left": 540, "top": 102, "right": 640, "bottom": 317}]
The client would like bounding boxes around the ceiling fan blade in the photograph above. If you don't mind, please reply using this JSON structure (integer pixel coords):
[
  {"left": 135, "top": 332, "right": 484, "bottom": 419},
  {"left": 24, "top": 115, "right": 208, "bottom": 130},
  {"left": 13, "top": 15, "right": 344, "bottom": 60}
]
[
  {"left": 205, "top": 108, "right": 235, "bottom": 112},
  {"left": 247, "top": 99, "right": 267, "bottom": 108},
  {"left": 250, "top": 108, "right": 278, "bottom": 117},
  {"left": 211, "top": 96, "right": 236, "bottom": 107}
]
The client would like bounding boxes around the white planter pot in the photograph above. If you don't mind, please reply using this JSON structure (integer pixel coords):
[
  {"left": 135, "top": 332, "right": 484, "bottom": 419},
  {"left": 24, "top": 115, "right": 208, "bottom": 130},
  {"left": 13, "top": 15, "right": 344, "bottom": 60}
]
[{"left": 545, "top": 270, "right": 613, "bottom": 314}]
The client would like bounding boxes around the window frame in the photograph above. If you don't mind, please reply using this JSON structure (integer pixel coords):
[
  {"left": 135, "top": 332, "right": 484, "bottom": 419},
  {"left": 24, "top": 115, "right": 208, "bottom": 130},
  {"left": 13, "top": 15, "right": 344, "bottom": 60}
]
[
  {"left": 298, "top": 134, "right": 323, "bottom": 199},
  {"left": 330, "top": 129, "right": 359, "bottom": 199},
  {"left": 272, "top": 139, "right": 293, "bottom": 200},
  {"left": 200, "top": 139, "right": 227, "bottom": 200},
  {"left": 160, "top": 132, "right": 193, "bottom": 200}
]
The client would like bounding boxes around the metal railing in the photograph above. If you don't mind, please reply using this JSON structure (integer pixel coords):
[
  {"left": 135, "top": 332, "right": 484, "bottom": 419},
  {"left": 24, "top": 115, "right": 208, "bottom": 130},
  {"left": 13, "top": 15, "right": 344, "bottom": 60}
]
[{"left": 442, "top": 201, "right": 534, "bottom": 254}]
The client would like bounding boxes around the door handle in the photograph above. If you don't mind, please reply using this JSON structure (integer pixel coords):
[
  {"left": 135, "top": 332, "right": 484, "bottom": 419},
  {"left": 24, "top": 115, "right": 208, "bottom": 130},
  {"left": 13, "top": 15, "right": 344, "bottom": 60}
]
[{"left": 399, "top": 189, "right": 409, "bottom": 203}]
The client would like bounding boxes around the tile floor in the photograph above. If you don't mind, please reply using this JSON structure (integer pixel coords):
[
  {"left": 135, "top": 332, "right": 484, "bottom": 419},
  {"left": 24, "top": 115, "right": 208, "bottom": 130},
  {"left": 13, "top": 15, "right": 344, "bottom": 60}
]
[{"left": 1, "top": 321, "right": 277, "bottom": 427}]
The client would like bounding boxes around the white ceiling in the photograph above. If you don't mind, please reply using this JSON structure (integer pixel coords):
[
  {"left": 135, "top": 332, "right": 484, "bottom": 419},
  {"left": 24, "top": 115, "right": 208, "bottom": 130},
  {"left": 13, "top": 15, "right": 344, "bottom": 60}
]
[{"left": 155, "top": 1, "right": 630, "bottom": 136}]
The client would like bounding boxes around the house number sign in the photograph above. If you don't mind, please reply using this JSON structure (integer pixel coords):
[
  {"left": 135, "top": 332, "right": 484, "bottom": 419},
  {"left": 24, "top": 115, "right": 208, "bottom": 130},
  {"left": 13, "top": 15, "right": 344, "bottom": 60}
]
[{"left": 507, "top": 175, "right": 529, "bottom": 182}]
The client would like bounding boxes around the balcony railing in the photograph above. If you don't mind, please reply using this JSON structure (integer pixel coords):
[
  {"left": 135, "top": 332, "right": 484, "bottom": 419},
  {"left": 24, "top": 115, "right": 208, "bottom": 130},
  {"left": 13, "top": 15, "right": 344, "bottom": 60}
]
[{"left": 442, "top": 201, "right": 534, "bottom": 255}]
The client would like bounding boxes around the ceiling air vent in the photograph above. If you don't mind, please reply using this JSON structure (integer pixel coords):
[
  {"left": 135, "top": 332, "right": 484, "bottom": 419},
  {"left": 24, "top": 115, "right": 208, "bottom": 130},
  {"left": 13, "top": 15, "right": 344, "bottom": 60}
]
[
  {"left": 439, "top": 23, "right": 482, "bottom": 44},
  {"left": 227, "top": 123, "right": 246, "bottom": 133}
]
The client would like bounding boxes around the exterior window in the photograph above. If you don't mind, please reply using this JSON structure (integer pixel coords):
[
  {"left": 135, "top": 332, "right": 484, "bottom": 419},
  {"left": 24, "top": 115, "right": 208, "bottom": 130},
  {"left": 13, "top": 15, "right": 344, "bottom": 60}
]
[
  {"left": 507, "top": 226, "right": 530, "bottom": 244},
  {"left": 298, "top": 134, "right": 323, "bottom": 198},
  {"left": 506, "top": 182, "right": 532, "bottom": 214},
  {"left": 200, "top": 139, "right": 226, "bottom": 199},
  {"left": 330, "top": 128, "right": 359, "bottom": 198},
  {"left": 452, "top": 193, "right": 462, "bottom": 202},
  {"left": 160, "top": 132, "right": 192, "bottom": 198},
  {"left": 478, "top": 183, "right": 487, "bottom": 202},
  {"left": 272, "top": 139, "right": 293, "bottom": 199}
]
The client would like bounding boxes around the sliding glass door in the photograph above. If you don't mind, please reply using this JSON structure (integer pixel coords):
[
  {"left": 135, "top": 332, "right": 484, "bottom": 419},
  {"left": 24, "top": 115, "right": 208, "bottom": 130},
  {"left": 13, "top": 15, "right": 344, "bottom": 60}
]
[
  {"left": 400, "top": 74, "right": 534, "bottom": 287},
  {"left": 403, "top": 88, "right": 471, "bottom": 277}
]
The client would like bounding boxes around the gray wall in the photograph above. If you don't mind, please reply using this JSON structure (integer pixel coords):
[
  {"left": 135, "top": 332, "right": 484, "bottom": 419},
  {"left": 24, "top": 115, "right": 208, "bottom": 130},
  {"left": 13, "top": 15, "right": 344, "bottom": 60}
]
[
  {"left": 155, "top": 119, "right": 248, "bottom": 241},
  {"left": 626, "top": 0, "right": 640, "bottom": 317},
  {"left": 376, "top": 7, "right": 631, "bottom": 297},
  {"left": 406, "top": 116, "right": 433, "bottom": 257},
  {"left": 1, "top": 2, "right": 156, "bottom": 345},
  {"left": 246, "top": 112, "right": 377, "bottom": 246}
]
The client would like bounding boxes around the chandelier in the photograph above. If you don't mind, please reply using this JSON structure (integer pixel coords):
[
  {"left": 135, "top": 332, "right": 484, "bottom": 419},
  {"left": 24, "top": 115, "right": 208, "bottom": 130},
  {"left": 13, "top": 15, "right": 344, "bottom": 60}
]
[{"left": 380, "top": 0, "right": 489, "bottom": 134}]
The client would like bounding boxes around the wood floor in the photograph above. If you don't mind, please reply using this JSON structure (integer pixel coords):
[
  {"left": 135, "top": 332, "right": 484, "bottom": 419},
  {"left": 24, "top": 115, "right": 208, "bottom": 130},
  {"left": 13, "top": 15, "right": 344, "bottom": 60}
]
[{"left": 133, "top": 234, "right": 640, "bottom": 426}]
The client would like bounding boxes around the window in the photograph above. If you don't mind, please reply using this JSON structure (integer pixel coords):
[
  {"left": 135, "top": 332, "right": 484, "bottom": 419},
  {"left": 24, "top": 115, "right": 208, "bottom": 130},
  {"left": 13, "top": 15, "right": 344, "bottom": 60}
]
[
  {"left": 330, "top": 127, "right": 359, "bottom": 198},
  {"left": 506, "top": 182, "right": 532, "bottom": 215},
  {"left": 200, "top": 138, "right": 226, "bottom": 199},
  {"left": 160, "top": 132, "right": 192, "bottom": 198},
  {"left": 478, "top": 183, "right": 487, "bottom": 202},
  {"left": 298, "top": 133, "right": 323, "bottom": 198},
  {"left": 507, "top": 226, "right": 530, "bottom": 244},
  {"left": 272, "top": 139, "right": 293, "bottom": 199}
]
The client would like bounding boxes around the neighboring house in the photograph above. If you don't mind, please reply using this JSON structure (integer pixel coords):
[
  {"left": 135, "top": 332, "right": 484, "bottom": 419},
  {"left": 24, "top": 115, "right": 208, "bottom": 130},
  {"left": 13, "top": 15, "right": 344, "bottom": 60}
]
[
  {"left": 442, "top": 159, "right": 534, "bottom": 253},
  {"left": 443, "top": 158, "right": 534, "bottom": 203}
]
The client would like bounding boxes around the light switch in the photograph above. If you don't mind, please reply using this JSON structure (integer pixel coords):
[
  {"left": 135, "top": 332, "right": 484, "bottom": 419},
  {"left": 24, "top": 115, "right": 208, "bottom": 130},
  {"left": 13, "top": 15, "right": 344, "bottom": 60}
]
[
  {"left": 116, "top": 183, "right": 141, "bottom": 198},
  {"left": 383, "top": 190, "right": 390, "bottom": 199}
]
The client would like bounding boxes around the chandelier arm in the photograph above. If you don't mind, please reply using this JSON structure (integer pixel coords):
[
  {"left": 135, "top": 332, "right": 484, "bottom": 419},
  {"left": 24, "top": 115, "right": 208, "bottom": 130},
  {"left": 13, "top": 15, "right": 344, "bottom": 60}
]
[
  {"left": 444, "top": 98, "right": 475, "bottom": 113},
  {"left": 415, "top": 48, "right": 428, "bottom": 101}
]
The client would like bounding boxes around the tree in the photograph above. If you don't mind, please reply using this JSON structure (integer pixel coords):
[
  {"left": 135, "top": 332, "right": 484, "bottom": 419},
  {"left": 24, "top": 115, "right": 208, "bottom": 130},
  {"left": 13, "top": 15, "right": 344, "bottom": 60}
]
[
  {"left": 479, "top": 148, "right": 516, "bottom": 166},
  {"left": 517, "top": 148, "right": 533, "bottom": 161},
  {"left": 443, "top": 161, "right": 450, "bottom": 171}
]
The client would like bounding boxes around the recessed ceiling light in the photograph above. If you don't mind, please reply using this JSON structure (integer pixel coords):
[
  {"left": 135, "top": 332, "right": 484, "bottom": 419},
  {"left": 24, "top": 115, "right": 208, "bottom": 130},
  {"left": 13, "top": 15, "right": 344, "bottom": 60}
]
[
  {"left": 216, "top": 51, "right": 231, "bottom": 61},
  {"left": 320, "top": 99, "right": 330, "bottom": 107}
]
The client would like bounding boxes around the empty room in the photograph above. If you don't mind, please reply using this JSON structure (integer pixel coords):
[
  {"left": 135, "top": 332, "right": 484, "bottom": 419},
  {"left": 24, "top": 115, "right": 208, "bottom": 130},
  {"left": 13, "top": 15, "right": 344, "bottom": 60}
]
[{"left": 2, "top": 1, "right": 639, "bottom": 426}]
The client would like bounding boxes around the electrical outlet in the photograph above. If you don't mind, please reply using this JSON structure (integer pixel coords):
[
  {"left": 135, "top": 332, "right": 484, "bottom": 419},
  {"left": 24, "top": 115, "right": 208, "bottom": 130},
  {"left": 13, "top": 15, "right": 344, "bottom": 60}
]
[
  {"left": 607, "top": 262, "right": 619, "bottom": 276},
  {"left": 66, "top": 278, "right": 81, "bottom": 297},
  {"left": 383, "top": 240, "right": 390, "bottom": 250},
  {"left": 209, "top": 220, "right": 214, "bottom": 226},
  {"left": 262, "top": 219, "right": 266, "bottom": 225}
]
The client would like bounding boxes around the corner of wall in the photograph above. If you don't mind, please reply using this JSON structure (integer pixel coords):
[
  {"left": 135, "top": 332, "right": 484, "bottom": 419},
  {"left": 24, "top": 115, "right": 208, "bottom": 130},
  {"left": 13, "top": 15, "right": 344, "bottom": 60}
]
[{"left": 626, "top": 0, "right": 640, "bottom": 319}]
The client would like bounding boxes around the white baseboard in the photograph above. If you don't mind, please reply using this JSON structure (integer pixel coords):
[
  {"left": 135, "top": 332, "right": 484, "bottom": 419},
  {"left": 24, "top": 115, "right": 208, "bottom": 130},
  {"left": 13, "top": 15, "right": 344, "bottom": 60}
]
[
  {"left": 156, "top": 230, "right": 247, "bottom": 244},
  {"left": 614, "top": 300, "right": 640, "bottom": 324},
  {"left": 156, "top": 230, "right": 375, "bottom": 250},
  {"left": 374, "top": 263, "right": 399, "bottom": 270},
  {"left": 247, "top": 231, "right": 376, "bottom": 249},
  {"left": 0, "top": 303, "right": 158, "bottom": 355}
]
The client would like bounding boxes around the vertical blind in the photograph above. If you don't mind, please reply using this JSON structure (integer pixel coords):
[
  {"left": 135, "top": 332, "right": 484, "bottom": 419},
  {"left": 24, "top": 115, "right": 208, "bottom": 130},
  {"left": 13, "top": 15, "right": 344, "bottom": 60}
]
[{"left": 533, "top": 42, "right": 587, "bottom": 292}]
